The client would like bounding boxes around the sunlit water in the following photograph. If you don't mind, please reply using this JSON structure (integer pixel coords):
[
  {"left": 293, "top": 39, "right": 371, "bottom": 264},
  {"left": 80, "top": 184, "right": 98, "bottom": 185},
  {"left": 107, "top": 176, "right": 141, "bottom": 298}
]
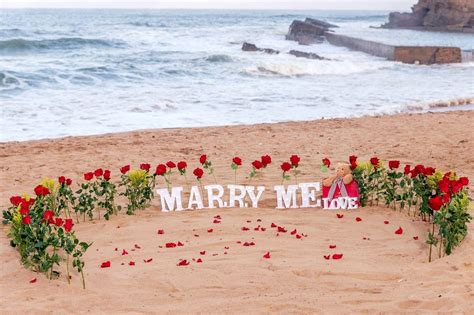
[{"left": 0, "top": 9, "right": 473, "bottom": 142}]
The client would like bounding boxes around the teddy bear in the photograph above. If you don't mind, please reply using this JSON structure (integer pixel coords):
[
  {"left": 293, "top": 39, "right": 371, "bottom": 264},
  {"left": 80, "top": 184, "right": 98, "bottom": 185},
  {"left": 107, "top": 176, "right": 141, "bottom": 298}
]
[{"left": 322, "top": 163, "right": 359, "bottom": 203}]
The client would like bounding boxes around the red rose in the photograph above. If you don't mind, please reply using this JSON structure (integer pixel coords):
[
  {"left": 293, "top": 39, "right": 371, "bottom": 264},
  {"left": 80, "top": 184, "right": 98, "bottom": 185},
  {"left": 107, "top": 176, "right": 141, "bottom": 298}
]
[
  {"left": 252, "top": 160, "right": 263, "bottom": 170},
  {"left": 423, "top": 167, "right": 435, "bottom": 176},
  {"left": 155, "top": 164, "right": 167, "bottom": 176},
  {"left": 66, "top": 178, "right": 72, "bottom": 186},
  {"left": 415, "top": 164, "right": 425, "bottom": 175},
  {"left": 370, "top": 157, "right": 379, "bottom": 167},
  {"left": 94, "top": 168, "right": 103, "bottom": 177},
  {"left": 261, "top": 155, "right": 272, "bottom": 167},
  {"left": 19, "top": 201, "right": 30, "bottom": 215},
  {"left": 349, "top": 155, "right": 357, "bottom": 164},
  {"left": 443, "top": 172, "right": 452, "bottom": 180},
  {"left": 322, "top": 158, "right": 330, "bottom": 167},
  {"left": 350, "top": 161, "right": 357, "bottom": 170},
  {"left": 84, "top": 172, "right": 94, "bottom": 181},
  {"left": 64, "top": 219, "right": 74, "bottom": 232},
  {"left": 34, "top": 185, "right": 50, "bottom": 196},
  {"left": 290, "top": 155, "right": 300, "bottom": 167},
  {"left": 166, "top": 161, "right": 175, "bottom": 169},
  {"left": 388, "top": 160, "right": 400, "bottom": 170},
  {"left": 193, "top": 167, "right": 204, "bottom": 179},
  {"left": 10, "top": 196, "right": 22, "bottom": 206},
  {"left": 452, "top": 181, "right": 463, "bottom": 194},
  {"left": 442, "top": 193, "right": 451, "bottom": 204},
  {"left": 22, "top": 216, "right": 31, "bottom": 225},
  {"left": 43, "top": 210, "right": 54, "bottom": 222},
  {"left": 438, "top": 178, "right": 450, "bottom": 193},
  {"left": 120, "top": 165, "right": 130, "bottom": 174},
  {"left": 58, "top": 176, "right": 66, "bottom": 184},
  {"left": 140, "top": 163, "right": 151, "bottom": 171},
  {"left": 281, "top": 162, "right": 291, "bottom": 172},
  {"left": 55, "top": 217, "right": 63, "bottom": 227},
  {"left": 177, "top": 161, "right": 187, "bottom": 170},
  {"left": 199, "top": 155, "right": 207, "bottom": 165},
  {"left": 232, "top": 157, "right": 242, "bottom": 166},
  {"left": 410, "top": 169, "right": 419, "bottom": 178},
  {"left": 104, "top": 170, "right": 111, "bottom": 181},
  {"left": 459, "top": 177, "right": 469, "bottom": 187},
  {"left": 428, "top": 196, "right": 443, "bottom": 211},
  {"left": 404, "top": 165, "right": 411, "bottom": 175}
]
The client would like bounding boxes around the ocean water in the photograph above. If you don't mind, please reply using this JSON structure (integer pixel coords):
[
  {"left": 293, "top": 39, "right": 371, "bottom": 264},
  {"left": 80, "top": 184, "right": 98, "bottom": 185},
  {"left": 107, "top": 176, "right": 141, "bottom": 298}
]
[{"left": 0, "top": 9, "right": 473, "bottom": 142}]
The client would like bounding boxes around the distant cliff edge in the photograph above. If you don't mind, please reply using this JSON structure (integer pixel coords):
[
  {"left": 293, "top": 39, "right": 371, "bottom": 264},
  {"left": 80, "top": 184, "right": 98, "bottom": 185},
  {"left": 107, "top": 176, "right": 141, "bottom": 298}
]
[{"left": 381, "top": 0, "right": 474, "bottom": 33}]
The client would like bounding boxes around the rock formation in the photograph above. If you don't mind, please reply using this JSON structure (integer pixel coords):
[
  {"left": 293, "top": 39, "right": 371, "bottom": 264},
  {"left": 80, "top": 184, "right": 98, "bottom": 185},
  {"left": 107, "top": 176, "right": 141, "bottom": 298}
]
[
  {"left": 285, "top": 20, "right": 326, "bottom": 45},
  {"left": 241, "top": 42, "right": 279, "bottom": 54},
  {"left": 382, "top": 0, "right": 474, "bottom": 32},
  {"left": 289, "top": 50, "right": 328, "bottom": 60}
]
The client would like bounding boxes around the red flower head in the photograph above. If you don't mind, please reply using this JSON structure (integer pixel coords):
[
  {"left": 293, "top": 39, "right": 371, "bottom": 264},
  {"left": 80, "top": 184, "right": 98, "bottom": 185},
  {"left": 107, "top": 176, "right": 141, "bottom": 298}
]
[
  {"left": 34, "top": 185, "right": 50, "bottom": 196},
  {"left": 155, "top": 164, "right": 167, "bottom": 176},
  {"left": 232, "top": 157, "right": 242, "bottom": 166},
  {"left": 404, "top": 165, "right": 411, "bottom": 175},
  {"left": 281, "top": 162, "right": 291, "bottom": 172},
  {"left": 10, "top": 196, "right": 22, "bottom": 206},
  {"left": 452, "top": 181, "right": 463, "bottom": 194},
  {"left": 428, "top": 196, "right": 443, "bottom": 211},
  {"left": 252, "top": 160, "right": 263, "bottom": 170},
  {"left": 177, "top": 161, "right": 187, "bottom": 170},
  {"left": 423, "top": 167, "right": 436, "bottom": 176},
  {"left": 66, "top": 178, "right": 72, "bottom": 186},
  {"left": 94, "top": 168, "right": 103, "bottom": 177},
  {"left": 414, "top": 164, "right": 425, "bottom": 175},
  {"left": 58, "top": 176, "right": 66, "bottom": 184},
  {"left": 290, "top": 155, "right": 300, "bottom": 167},
  {"left": 140, "top": 163, "right": 151, "bottom": 171},
  {"left": 84, "top": 172, "right": 94, "bottom": 181},
  {"left": 193, "top": 167, "right": 204, "bottom": 179},
  {"left": 64, "top": 219, "right": 74, "bottom": 232},
  {"left": 43, "top": 210, "right": 54, "bottom": 222},
  {"left": 22, "top": 216, "right": 31, "bottom": 225},
  {"left": 349, "top": 155, "right": 357, "bottom": 165},
  {"left": 370, "top": 157, "right": 379, "bottom": 168},
  {"left": 459, "top": 177, "right": 469, "bottom": 187},
  {"left": 54, "top": 217, "right": 64, "bottom": 227},
  {"left": 438, "top": 178, "right": 450, "bottom": 193},
  {"left": 442, "top": 193, "right": 451, "bottom": 204},
  {"left": 261, "top": 155, "right": 272, "bottom": 167},
  {"left": 19, "top": 201, "right": 30, "bottom": 215},
  {"left": 388, "top": 160, "right": 400, "bottom": 170},
  {"left": 104, "top": 170, "right": 111, "bottom": 181},
  {"left": 166, "top": 161, "right": 176, "bottom": 169},
  {"left": 322, "top": 158, "right": 330, "bottom": 168},
  {"left": 120, "top": 165, "right": 130, "bottom": 174},
  {"left": 199, "top": 155, "right": 207, "bottom": 165}
]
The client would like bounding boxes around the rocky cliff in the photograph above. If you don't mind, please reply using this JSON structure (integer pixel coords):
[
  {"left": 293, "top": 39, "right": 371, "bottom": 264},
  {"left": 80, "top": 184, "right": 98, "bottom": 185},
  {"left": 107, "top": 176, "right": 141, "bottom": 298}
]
[{"left": 382, "top": 0, "right": 474, "bottom": 32}]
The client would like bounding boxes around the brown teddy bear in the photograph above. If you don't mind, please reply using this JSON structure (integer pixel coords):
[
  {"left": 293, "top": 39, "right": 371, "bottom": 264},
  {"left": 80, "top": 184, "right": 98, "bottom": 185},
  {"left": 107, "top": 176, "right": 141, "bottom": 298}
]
[{"left": 322, "top": 163, "right": 359, "bottom": 203}]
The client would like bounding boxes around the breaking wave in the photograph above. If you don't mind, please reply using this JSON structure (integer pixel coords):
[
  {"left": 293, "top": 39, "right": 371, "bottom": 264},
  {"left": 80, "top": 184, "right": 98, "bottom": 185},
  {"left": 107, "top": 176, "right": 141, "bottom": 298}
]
[{"left": 0, "top": 37, "right": 125, "bottom": 53}]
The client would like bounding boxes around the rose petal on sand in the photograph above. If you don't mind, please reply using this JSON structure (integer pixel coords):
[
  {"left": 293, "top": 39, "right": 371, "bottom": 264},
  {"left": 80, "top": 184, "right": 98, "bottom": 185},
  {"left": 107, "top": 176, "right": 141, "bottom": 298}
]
[
  {"left": 356, "top": 217, "right": 362, "bottom": 222},
  {"left": 290, "top": 229, "right": 297, "bottom": 235},
  {"left": 144, "top": 258, "right": 153, "bottom": 263},
  {"left": 257, "top": 219, "right": 262, "bottom": 222},
  {"left": 224, "top": 246, "right": 229, "bottom": 250},
  {"left": 214, "top": 215, "right": 221, "bottom": 219},
  {"left": 166, "top": 242, "right": 177, "bottom": 248},
  {"left": 332, "top": 254, "right": 343, "bottom": 260},
  {"left": 242, "top": 227, "right": 249, "bottom": 231},
  {"left": 129, "top": 261, "right": 135, "bottom": 266},
  {"left": 323, "top": 255, "right": 330, "bottom": 260},
  {"left": 100, "top": 261, "right": 111, "bottom": 268},
  {"left": 296, "top": 234, "right": 302, "bottom": 239},
  {"left": 194, "top": 234, "right": 199, "bottom": 237},
  {"left": 200, "top": 251, "right": 206, "bottom": 255},
  {"left": 134, "top": 244, "right": 141, "bottom": 249},
  {"left": 263, "top": 252, "right": 270, "bottom": 259},
  {"left": 122, "top": 249, "right": 128, "bottom": 255},
  {"left": 207, "top": 229, "right": 213, "bottom": 233},
  {"left": 277, "top": 227, "right": 287, "bottom": 233},
  {"left": 246, "top": 220, "right": 251, "bottom": 223},
  {"left": 196, "top": 258, "right": 203, "bottom": 263},
  {"left": 213, "top": 219, "right": 221, "bottom": 224},
  {"left": 254, "top": 226, "right": 260, "bottom": 231},
  {"left": 114, "top": 247, "right": 118, "bottom": 251},
  {"left": 395, "top": 227, "right": 403, "bottom": 235},
  {"left": 271, "top": 223, "right": 277, "bottom": 228},
  {"left": 413, "top": 236, "right": 419, "bottom": 240},
  {"left": 261, "top": 228, "right": 266, "bottom": 231},
  {"left": 177, "top": 259, "right": 189, "bottom": 266},
  {"left": 177, "top": 241, "right": 184, "bottom": 247},
  {"left": 157, "top": 229, "right": 165, "bottom": 235},
  {"left": 29, "top": 278, "right": 37, "bottom": 283},
  {"left": 329, "top": 245, "right": 336, "bottom": 249},
  {"left": 336, "top": 214, "right": 344, "bottom": 219},
  {"left": 384, "top": 221, "right": 389, "bottom": 224}
]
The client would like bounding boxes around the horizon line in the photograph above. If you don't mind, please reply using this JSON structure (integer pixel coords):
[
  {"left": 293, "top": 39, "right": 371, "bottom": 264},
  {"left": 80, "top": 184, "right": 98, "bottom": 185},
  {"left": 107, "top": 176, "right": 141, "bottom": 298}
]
[{"left": 0, "top": 7, "right": 405, "bottom": 11}]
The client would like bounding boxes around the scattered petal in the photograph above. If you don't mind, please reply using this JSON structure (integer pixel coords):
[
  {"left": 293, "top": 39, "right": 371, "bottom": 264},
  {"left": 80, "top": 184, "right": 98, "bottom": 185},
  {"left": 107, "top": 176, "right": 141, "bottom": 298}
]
[
  {"left": 356, "top": 217, "right": 362, "bottom": 222},
  {"left": 242, "top": 227, "right": 249, "bottom": 231},
  {"left": 246, "top": 220, "right": 252, "bottom": 223},
  {"left": 384, "top": 221, "right": 389, "bottom": 224},
  {"left": 100, "top": 261, "right": 111, "bottom": 268},
  {"left": 261, "top": 227, "right": 266, "bottom": 232},
  {"left": 277, "top": 227, "right": 287, "bottom": 233},
  {"left": 114, "top": 247, "right": 118, "bottom": 251},
  {"left": 413, "top": 236, "right": 419, "bottom": 240},
  {"left": 29, "top": 278, "right": 37, "bottom": 283},
  {"left": 329, "top": 245, "right": 336, "bottom": 249},
  {"left": 263, "top": 252, "right": 271, "bottom": 259},
  {"left": 194, "top": 234, "right": 200, "bottom": 237},
  {"left": 336, "top": 214, "right": 344, "bottom": 219},
  {"left": 177, "top": 241, "right": 184, "bottom": 247},
  {"left": 129, "top": 261, "right": 135, "bottom": 266},
  {"left": 166, "top": 242, "right": 177, "bottom": 248},
  {"left": 271, "top": 223, "right": 277, "bottom": 228},
  {"left": 395, "top": 227, "right": 403, "bottom": 235},
  {"left": 122, "top": 249, "right": 128, "bottom": 256},
  {"left": 207, "top": 229, "right": 213, "bottom": 233},
  {"left": 214, "top": 215, "right": 221, "bottom": 219},
  {"left": 332, "top": 254, "right": 343, "bottom": 260},
  {"left": 257, "top": 219, "right": 262, "bottom": 222},
  {"left": 144, "top": 258, "right": 153, "bottom": 263},
  {"left": 134, "top": 244, "right": 141, "bottom": 249},
  {"left": 236, "top": 241, "right": 242, "bottom": 244},
  {"left": 296, "top": 234, "right": 302, "bottom": 239},
  {"left": 290, "top": 229, "right": 297, "bottom": 235},
  {"left": 213, "top": 219, "right": 221, "bottom": 224},
  {"left": 200, "top": 251, "right": 206, "bottom": 255},
  {"left": 177, "top": 259, "right": 189, "bottom": 266},
  {"left": 323, "top": 255, "right": 330, "bottom": 260},
  {"left": 196, "top": 258, "right": 203, "bottom": 263},
  {"left": 157, "top": 229, "right": 165, "bottom": 235},
  {"left": 224, "top": 246, "right": 229, "bottom": 250}
]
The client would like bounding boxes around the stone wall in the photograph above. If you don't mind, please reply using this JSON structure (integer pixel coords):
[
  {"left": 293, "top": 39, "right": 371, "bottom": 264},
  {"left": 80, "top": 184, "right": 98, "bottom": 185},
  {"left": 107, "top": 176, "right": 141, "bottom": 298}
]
[{"left": 324, "top": 32, "right": 395, "bottom": 59}]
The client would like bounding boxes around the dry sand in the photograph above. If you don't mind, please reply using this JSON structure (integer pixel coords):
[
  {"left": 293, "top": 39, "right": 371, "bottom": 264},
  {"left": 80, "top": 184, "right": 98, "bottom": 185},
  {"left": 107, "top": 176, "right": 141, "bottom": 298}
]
[{"left": 1, "top": 111, "right": 473, "bottom": 314}]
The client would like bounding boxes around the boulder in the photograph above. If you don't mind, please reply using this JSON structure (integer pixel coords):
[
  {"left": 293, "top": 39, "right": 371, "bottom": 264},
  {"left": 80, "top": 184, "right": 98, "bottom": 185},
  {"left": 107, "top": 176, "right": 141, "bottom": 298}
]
[
  {"left": 289, "top": 50, "right": 328, "bottom": 60},
  {"left": 241, "top": 42, "right": 280, "bottom": 54},
  {"left": 305, "top": 18, "right": 339, "bottom": 29},
  {"left": 286, "top": 20, "right": 325, "bottom": 43},
  {"left": 382, "top": 0, "right": 474, "bottom": 32}
]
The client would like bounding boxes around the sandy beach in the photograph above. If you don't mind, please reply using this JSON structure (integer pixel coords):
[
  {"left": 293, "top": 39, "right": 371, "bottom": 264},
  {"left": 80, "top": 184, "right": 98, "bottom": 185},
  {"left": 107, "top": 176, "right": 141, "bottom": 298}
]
[{"left": 1, "top": 111, "right": 473, "bottom": 314}]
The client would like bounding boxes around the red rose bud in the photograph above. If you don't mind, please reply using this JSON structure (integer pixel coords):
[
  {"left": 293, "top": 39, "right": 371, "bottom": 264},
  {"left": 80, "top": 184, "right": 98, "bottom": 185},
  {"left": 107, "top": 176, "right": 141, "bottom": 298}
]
[
  {"left": 43, "top": 210, "right": 54, "bottom": 222},
  {"left": 103, "top": 170, "right": 111, "bottom": 181},
  {"left": 22, "top": 216, "right": 31, "bottom": 225},
  {"left": 140, "top": 163, "right": 151, "bottom": 171},
  {"left": 423, "top": 167, "right": 436, "bottom": 176},
  {"left": 232, "top": 157, "right": 242, "bottom": 166},
  {"left": 120, "top": 165, "right": 130, "bottom": 174},
  {"left": 94, "top": 168, "right": 103, "bottom": 177},
  {"left": 155, "top": 164, "right": 167, "bottom": 176},
  {"left": 459, "top": 177, "right": 469, "bottom": 187},
  {"left": 280, "top": 162, "right": 291, "bottom": 172},
  {"left": 193, "top": 167, "right": 204, "bottom": 179},
  {"left": 10, "top": 195, "right": 22, "bottom": 206},
  {"left": 388, "top": 160, "right": 400, "bottom": 170},
  {"left": 404, "top": 165, "right": 411, "bottom": 175},
  {"left": 394, "top": 227, "right": 403, "bottom": 235},
  {"left": 261, "top": 155, "right": 272, "bottom": 167},
  {"left": 58, "top": 176, "right": 66, "bottom": 184},
  {"left": 442, "top": 193, "right": 451, "bottom": 204},
  {"left": 166, "top": 161, "right": 176, "bottom": 168},
  {"left": 252, "top": 160, "right": 263, "bottom": 170},
  {"left": 349, "top": 155, "right": 357, "bottom": 164},
  {"left": 322, "top": 158, "right": 331, "bottom": 168},
  {"left": 66, "top": 178, "right": 72, "bottom": 186},
  {"left": 34, "top": 185, "right": 50, "bottom": 196},
  {"left": 64, "top": 219, "right": 74, "bottom": 232},
  {"left": 177, "top": 161, "right": 187, "bottom": 170},
  {"left": 428, "top": 196, "right": 443, "bottom": 211},
  {"left": 19, "top": 202, "right": 30, "bottom": 215},
  {"left": 84, "top": 172, "right": 94, "bottom": 181},
  {"left": 54, "top": 217, "right": 63, "bottom": 227},
  {"left": 370, "top": 157, "right": 379, "bottom": 167},
  {"left": 199, "top": 154, "right": 207, "bottom": 164},
  {"left": 290, "top": 154, "right": 300, "bottom": 167},
  {"left": 100, "top": 261, "right": 111, "bottom": 268}
]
